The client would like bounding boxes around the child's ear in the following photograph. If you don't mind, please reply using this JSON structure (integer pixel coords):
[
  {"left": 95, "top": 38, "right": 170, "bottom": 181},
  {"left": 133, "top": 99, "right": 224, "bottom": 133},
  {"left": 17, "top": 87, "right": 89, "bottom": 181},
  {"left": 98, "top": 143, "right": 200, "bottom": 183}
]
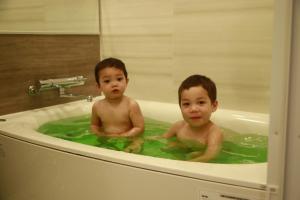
[
  {"left": 96, "top": 83, "right": 102, "bottom": 95},
  {"left": 212, "top": 100, "right": 218, "bottom": 112},
  {"left": 126, "top": 78, "right": 129, "bottom": 84}
]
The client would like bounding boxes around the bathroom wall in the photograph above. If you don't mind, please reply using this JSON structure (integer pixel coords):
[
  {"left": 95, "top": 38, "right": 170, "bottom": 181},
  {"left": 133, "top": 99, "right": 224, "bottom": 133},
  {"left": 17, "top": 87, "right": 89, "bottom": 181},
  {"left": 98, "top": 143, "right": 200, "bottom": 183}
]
[
  {"left": 0, "top": 0, "right": 274, "bottom": 114},
  {"left": 0, "top": 0, "right": 100, "bottom": 115},
  {"left": 100, "top": 0, "right": 274, "bottom": 113}
]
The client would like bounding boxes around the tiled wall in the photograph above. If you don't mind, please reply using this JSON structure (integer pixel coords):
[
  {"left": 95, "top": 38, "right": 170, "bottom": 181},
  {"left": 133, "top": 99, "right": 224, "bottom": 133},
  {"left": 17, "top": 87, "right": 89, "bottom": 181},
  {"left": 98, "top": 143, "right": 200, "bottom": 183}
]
[
  {"left": 101, "top": 0, "right": 274, "bottom": 113},
  {"left": 0, "top": 34, "right": 100, "bottom": 115}
]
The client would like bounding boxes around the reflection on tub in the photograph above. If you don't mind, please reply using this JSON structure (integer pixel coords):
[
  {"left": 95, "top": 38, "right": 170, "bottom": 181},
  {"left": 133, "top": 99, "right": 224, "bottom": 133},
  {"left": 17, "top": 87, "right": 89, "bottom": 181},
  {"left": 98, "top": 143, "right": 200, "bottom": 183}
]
[{"left": 37, "top": 115, "right": 268, "bottom": 164}]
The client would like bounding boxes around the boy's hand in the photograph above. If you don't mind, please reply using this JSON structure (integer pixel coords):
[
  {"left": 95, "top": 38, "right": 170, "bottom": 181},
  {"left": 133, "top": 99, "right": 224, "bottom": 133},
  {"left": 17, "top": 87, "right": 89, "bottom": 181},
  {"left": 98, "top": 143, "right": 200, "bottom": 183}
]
[
  {"left": 94, "top": 131, "right": 107, "bottom": 137},
  {"left": 185, "top": 151, "right": 202, "bottom": 160},
  {"left": 124, "top": 137, "right": 144, "bottom": 153},
  {"left": 161, "top": 141, "right": 189, "bottom": 152},
  {"left": 124, "top": 144, "right": 141, "bottom": 153},
  {"left": 144, "top": 135, "right": 163, "bottom": 141}
]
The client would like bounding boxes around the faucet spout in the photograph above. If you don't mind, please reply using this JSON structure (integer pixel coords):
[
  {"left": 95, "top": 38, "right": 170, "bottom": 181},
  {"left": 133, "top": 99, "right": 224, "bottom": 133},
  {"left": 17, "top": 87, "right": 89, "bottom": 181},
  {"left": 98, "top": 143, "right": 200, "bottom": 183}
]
[{"left": 59, "top": 87, "right": 93, "bottom": 102}]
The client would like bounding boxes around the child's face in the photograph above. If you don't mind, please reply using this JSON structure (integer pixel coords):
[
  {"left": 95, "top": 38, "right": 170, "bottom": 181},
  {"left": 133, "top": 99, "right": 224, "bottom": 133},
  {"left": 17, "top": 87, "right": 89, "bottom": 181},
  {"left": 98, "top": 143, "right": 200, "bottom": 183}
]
[
  {"left": 98, "top": 67, "right": 128, "bottom": 100},
  {"left": 180, "top": 86, "right": 217, "bottom": 128}
]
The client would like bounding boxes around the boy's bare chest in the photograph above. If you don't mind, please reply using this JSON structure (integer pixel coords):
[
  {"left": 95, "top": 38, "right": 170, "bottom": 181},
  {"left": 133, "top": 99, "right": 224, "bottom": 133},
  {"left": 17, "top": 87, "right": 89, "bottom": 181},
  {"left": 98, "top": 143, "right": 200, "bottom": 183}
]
[
  {"left": 177, "top": 126, "right": 209, "bottom": 146},
  {"left": 98, "top": 104, "right": 130, "bottom": 123}
]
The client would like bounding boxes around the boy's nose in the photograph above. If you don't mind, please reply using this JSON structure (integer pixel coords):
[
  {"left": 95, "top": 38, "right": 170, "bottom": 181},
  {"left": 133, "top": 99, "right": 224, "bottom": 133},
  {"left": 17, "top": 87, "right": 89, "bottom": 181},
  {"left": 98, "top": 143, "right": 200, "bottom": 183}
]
[
  {"left": 111, "top": 80, "right": 118, "bottom": 86},
  {"left": 190, "top": 104, "right": 200, "bottom": 112}
]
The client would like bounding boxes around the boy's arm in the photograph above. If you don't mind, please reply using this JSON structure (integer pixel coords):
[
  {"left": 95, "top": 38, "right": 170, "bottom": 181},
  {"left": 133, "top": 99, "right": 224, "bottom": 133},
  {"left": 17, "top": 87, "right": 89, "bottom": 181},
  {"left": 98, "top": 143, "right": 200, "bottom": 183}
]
[
  {"left": 145, "top": 121, "right": 182, "bottom": 141},
  {"left": 189, "top": 127, "right": 223, "bottom": 162},
  {"left": 121, "top": 101, "right": 145, "bottom": 137},
  {"left": 90, "top": 103, "right": 106, "bottom": 137},
  {"left": 162, "top": 121, "right": 183, "bottom": 138}
]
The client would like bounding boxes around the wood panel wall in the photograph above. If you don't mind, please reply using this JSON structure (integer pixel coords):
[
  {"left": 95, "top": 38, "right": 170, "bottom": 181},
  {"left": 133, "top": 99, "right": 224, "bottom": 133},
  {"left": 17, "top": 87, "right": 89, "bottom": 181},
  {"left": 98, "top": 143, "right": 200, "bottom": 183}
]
[{"left": 0, "top": 34, "right": 100, "bottom": 115}]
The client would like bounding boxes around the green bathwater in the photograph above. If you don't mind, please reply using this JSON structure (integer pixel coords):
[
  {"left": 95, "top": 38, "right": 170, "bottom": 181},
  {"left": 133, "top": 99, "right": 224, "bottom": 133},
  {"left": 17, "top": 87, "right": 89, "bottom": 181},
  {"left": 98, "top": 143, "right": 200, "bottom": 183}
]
[{"left": 37, "top": 115, "right": 268, "bottom": 164}]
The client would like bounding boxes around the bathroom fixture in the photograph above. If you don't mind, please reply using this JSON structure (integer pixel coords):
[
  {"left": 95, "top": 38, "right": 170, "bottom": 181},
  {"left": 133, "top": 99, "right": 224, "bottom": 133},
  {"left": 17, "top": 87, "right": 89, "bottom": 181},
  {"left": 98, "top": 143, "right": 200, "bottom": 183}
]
[
  {"left": 58, "top": 87, "right": 93, "bottom": 102},
  {"left": 28, "top": 76, "right": 93, "bottom": 102}
]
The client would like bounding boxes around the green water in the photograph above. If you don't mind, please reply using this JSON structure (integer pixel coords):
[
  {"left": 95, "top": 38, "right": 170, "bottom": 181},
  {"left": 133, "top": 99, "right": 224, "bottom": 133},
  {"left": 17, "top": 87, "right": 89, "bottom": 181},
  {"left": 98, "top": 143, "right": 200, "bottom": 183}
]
[{"left": 37, "top": 115, "right": 268, "bottom": 164}]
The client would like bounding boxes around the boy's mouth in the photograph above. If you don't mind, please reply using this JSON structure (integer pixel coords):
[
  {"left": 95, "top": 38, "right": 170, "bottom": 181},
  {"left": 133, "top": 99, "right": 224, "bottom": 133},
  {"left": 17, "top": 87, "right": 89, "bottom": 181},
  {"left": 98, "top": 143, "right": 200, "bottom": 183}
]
[{"left": 190, "top": 116, "right": 201, "bottom": 120}]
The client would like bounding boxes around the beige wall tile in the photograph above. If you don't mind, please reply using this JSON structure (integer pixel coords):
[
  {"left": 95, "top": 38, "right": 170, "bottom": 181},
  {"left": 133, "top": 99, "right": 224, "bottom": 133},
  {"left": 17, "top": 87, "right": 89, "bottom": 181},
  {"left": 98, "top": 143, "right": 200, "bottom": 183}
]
[
  {"left": 101, "top": 0, "right": 172, "bottom": 35},
  {"left": 0, "top": 0, "right": 99, "bottom": 33},
  {"left": 101, "top": 0, "right": 273, "bottom": 113},
  {"left": 102, "top": 35, "right": 172, "bottom": 58},
  {"left": 126, "top": 73, "right": 176, "bottom": 103}
]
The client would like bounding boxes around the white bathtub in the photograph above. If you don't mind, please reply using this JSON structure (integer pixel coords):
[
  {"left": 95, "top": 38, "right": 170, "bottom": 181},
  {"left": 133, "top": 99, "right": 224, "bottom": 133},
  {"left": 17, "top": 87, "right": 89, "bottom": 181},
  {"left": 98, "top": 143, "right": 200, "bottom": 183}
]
[{"left": 0, "top": 99, "right": 268, "bottom": 200}]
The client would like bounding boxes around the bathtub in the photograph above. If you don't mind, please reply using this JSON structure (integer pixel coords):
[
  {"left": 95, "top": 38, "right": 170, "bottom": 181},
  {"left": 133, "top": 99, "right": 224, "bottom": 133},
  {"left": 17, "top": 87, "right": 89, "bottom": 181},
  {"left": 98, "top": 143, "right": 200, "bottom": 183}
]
[{"left": 0, "top": 98, "right": 268, "bottom": 200}]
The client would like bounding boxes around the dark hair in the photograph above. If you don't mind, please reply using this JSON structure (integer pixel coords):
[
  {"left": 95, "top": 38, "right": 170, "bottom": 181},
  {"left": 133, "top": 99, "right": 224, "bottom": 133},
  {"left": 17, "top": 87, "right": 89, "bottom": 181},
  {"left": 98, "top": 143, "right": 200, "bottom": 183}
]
[
  {"left": 178, "top": 74, "right": 217, "bottom": 105},
  {"left": 94, "top": 57, "right": 128, "bottom": 86}
]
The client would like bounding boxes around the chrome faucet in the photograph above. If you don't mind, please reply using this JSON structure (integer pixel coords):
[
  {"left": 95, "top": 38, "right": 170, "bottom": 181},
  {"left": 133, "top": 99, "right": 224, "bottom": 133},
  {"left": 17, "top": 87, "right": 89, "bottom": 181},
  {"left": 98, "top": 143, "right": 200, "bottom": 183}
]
[
  {"left": 38, "top": 76, "right": 86, "bottom": 89},
  {"left": 28, "top": 76, "right": 93, "bottom": 102},
  {"left": 58, "top": 87, "right": 93, "bottom": 102}
]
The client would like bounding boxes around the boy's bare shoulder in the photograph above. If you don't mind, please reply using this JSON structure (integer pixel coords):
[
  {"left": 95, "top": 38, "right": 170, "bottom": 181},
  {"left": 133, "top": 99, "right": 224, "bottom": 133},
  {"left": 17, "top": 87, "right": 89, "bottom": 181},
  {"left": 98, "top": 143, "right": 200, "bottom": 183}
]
[
  {"left": 163, "top": 120, "right": 185, "bottom": 137},
  {"left": 208, "top": 123, "right": 223, "bottom": 139},
  {"left": 210, "top": 122, "right": 222, "bottom": 133},
  {"left": 172, "top": 120, "right": 185, "bottom": 129},
  {"left": 125, "top": 96, "right": 139, "bottom": 107},
  {"left": 92, "top": 99, "right": 109, "bottom": 113},
  {"left": 92, "top": 98, "right": 105, "bottom": 107}
]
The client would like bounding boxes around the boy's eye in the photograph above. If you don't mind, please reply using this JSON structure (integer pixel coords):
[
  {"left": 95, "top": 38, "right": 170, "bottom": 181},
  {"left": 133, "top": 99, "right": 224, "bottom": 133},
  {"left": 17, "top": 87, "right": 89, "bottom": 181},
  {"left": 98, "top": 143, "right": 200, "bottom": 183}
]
[
  {"left": 117, "top": 77, "right": 123, "bottom": 81},
  {"left": 197, "top": 101, "right": 206, "bottom": 105},
  {"left": 182, "top": 102, "right": 190, "bottom": 107},
  {"left": 103, "top": 80, "right": 110, "bottom": 83}
]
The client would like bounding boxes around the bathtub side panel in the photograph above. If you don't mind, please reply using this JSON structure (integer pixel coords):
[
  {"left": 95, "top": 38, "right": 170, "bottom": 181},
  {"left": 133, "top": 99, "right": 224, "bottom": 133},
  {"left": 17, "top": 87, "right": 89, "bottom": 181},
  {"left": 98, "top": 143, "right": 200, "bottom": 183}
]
[{"left": 0, "top": 134, "right": 265, "bottom": 200}]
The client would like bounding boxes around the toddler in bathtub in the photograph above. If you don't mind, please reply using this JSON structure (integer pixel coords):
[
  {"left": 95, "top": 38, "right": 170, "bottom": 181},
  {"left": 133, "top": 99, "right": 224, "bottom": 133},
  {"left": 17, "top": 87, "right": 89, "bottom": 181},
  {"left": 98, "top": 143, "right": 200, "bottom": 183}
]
[
  {"left": 90, "top": 57, "right": 144, "bottom": 153},
  {"left": 154, "top": 74, "right": 223, "bottom": 162}
]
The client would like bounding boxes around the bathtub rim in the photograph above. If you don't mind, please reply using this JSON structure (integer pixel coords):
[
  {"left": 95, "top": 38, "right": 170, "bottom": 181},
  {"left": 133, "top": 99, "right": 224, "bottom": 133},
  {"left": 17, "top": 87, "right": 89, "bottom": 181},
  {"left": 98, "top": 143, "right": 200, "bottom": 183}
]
[{"left": 0, "top": 99, "right": 268, "bottom": 191}]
